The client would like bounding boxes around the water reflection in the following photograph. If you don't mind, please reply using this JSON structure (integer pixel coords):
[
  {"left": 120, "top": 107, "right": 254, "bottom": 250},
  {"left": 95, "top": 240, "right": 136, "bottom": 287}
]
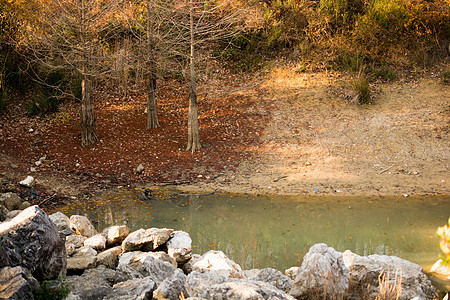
[{"left": 54, "top": 189, "right": 449, "bottom": 271}]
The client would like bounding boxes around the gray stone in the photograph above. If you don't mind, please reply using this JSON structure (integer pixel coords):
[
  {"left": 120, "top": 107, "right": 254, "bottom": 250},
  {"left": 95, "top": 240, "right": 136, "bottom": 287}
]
[
  {"left": 70, "top": 215, "right": 97, "bottom": 237},
  {"left": 135, "top": 164, "right": 145, "bottom": 174},
  {"left": 72, "top": 245, "right": 97, "bottom": 258},
  {"left": 185, "top": 271, "right": 229, "bottom": 295},
  {"left": 0, "top": 243, "right": 10, "bottom": 268},
  {"left": 50, "top": 212, "right": 72, "bottom": 235},
  {"left": 103, "top": 225, "right": 130, "bottom": 247},
  {"left": 343, "top": 250, "right": 436, "bottom": 300},
  {"left": 0, "top": 193, "right": 22, "bottom": 211},
  {"left": 67, "top": 256, "right": 97, "bottom": 273},
  {"left": 0, "top": 266, "right": 39, "bottom": 300},
  {"left": 117, "top": 252, "right": 177, "bottom": 285},
  {"left": 289, "top": 243, "right": 349, "bottom": 299},
  {"left": 65, "top": 266, "right": 117, "bottom": 299},
  {"left": 5, "top": 210, "right": 21, "bottom": 221},
  {"left": 66, "top": 234, "right": 87, "bottom": 248},
  {"left": 104, "top": 277, "right": 156, "bottom": 300},
  {"left": 146, "top": 251, "right": 177, "bottom": 267},
  {"left": 0, "top": 205, "right": 66, "bottom": 281},
  {"left": 0, "top": 204, "right": 8, "bottom": 222},
  {"left": 182, "top": 254, "right": 201, "bottom": 274},
  {"left": 153, "top": 269, "right": 188, "bottom": 300},
  {"left": 84, "top": 234, "right": 106, "bottom": 251},
  {"left": 191, "top": 250, "right": 244, "bottom": 278},
  {"left": 166, "top": 230, "right": 192, "bottom": 264},
  {"left": 97, "top": 246, "right": 123, "bottom": 269},
  {"left": 247, "top": 268, "right": 293, "bottom": 293},
  {"left": 121, "top": 227, "right": 173, "bottom": 252},
  {"left": 19, "top": 201, "right": 31, "bottom": 210},
  {"left": 186, "top": 272, "right": 294, "bottom": 300}
]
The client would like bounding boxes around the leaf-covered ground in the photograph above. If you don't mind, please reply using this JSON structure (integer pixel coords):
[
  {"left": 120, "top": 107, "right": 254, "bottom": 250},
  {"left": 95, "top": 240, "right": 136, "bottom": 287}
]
[{"left": 0, "top": 63, "right": 449, "bottom": 209}]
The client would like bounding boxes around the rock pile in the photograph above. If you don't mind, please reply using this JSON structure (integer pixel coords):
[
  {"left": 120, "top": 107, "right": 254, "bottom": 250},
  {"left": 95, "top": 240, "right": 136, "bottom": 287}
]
[{"left": 0, "top": 189, "right": 441, "bottom": 300}]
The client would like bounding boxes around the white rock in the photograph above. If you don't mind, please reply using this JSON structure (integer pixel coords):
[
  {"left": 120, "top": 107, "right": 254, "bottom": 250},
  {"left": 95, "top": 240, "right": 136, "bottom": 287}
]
[
  {"left": 70, "top": 215, "right": 97, "bottom": 237},
  {"left": 191, "top": 250, "right": 244, "bottom": 278},
  {"left": 289, "top": 243, "right": 349, "bottom": 299},
  {"left": 84, "top": 234, "right": 106, "bottom": 251},
  {"left": 103, "top": 225, "right": 130, "bottom": 247},
  {"left": 49, "top": 212, "right": 71, "bottom": 235},
  {"left": 19, "top": 176, "right": 35, "bottom": 187},
  {"left": 166, "top": 231, "right": 192, "bottom": 263},
  {"left": 430, "top": 259, "right": 450, "bottom": 277},
  {"left": 73, "top": 246, "right": 97, "bottom": 258},
  {"left": 121, "top": 228, "right": 173, "bottom": 252}
]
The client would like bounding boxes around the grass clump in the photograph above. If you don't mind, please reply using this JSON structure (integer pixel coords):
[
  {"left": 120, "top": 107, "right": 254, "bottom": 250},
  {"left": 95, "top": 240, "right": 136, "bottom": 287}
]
[{"left": 352, "top": 72, "right": 371, "bottom": 105}]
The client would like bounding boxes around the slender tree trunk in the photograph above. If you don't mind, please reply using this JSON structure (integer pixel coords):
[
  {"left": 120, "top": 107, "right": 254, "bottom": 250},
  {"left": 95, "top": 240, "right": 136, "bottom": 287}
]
[
  {"left": 81, "top": 74, "right": 97, "bottom": 146},
  {"left": 186, "top": 0, "right": 201, "bottom": 152},
  {"left": 80, "top": 0, "right": 97, "bottom": 146},
  {"left": 146, "top": 0, "right": 159, "bottom": 129}
]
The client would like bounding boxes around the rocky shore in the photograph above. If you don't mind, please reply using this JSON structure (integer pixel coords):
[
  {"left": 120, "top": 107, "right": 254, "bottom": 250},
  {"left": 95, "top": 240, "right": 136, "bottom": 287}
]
[{"left": 1, "top": 184, "right": 449, "bottom": 299}]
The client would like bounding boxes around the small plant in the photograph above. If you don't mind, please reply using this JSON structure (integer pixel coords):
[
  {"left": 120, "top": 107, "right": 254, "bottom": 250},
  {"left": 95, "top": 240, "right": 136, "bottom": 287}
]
[
  {"left": 51, "top": 112, "right": 72, "bottom": 123},
  {"left": 33, "top": 277, "right": 71, "bottom": 300},
  {"left": 440, "top": 69, "right": 450, "bottom": 85},
  {"left": 436, "top": 218, "right": 450, "bottom": 266},
  {"left": 374, "top": 270, "right": 402, "bottom": 300},
  {"left": 352, "top": 72, "right": 371, "bottom": 105}
]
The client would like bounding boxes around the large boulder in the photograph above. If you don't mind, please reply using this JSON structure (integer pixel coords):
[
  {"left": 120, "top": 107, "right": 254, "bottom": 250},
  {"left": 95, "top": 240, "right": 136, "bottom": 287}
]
[
  {"left": 104, "top": 277, "right": 156, "bottom": 300},
  {"left": 121, "top": 228, "right": 173, "bottom": 252},
  {"left": 70, "top": 215, "right": 97, "bottom": 237},
  {"left": 343, "top": 250, "right": 436, "bottom": 300},
  {"left": 117, "top": 252, "right": 178, "bottom": 285},
  {"left": 289, "top": 244, "right": 349, "bottom": 299},
  {"left": 186, "top": 271, "right": 294, "bottom": 300},
  {"left": 0, "top": 205, "right": 66, "bottom": 281},
  {"left": 0, "top": 193, "right": 22, "bottom": 211},
  {"left": 0, "top": 266, "right": 39, "bottom": 300},
  {"left": 191, "top": 250, "right": 244, "bottom": 278},
  {"left": 166, "top": 230, "right": 192, "bottom": 264}
]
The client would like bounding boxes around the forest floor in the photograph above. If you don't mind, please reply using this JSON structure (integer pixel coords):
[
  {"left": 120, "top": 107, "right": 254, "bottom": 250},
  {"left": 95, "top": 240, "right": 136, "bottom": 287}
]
[{"left": 0, "top": 61, "right": 449, "bottom": 207}]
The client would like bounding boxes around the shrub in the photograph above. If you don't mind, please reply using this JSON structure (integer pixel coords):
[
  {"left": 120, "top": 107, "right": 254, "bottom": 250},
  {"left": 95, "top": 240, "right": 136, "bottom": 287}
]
[
  {"left": 33, "top": 278, "right": 71, "bottom": 300},
  {"left": 263, "top": 0, "right": 308, "bottom": 49}
]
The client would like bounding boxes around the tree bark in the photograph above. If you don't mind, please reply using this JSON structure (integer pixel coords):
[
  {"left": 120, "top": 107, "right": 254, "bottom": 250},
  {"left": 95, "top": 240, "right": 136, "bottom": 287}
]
[
  {"left": 81, "top": 75, "right": 97, "bottom": 147},
  {"left": 186, "top": 0, "right": 201, "bottom": 152},
  {"left": 146, "top": 0, "right": 159, "bottom": 129},
  {"left": 80, "top": 0, "right": 97, "bottom": 147}
]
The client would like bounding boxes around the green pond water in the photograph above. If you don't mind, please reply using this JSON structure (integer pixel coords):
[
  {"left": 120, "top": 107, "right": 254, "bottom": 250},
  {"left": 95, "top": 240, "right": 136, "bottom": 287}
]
[{"left": 55, "top": 189, "right": 449, "bottom": 272}]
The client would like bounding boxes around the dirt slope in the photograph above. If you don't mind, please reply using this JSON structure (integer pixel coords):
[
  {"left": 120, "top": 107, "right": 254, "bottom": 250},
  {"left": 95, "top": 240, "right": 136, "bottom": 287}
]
[{"left": 184, "top": 68, "right": 449, "bottom": 196}]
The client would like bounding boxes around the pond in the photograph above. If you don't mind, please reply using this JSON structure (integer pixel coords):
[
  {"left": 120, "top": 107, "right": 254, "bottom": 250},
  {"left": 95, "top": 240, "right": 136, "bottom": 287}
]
[{"left": 54, "top": 189, "right": 449, "bottom": 273}]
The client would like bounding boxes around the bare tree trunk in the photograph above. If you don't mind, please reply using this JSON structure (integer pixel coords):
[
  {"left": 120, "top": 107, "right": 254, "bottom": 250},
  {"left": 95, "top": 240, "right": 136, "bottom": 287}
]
[
  {"left": 81, "top": 75, "right": 97, "bottom": 146},
  {"left": 186, "top": 0, "right": 201, "bottom": 152},
  {"left": 146, "top": 0, "right": 159, "bottom": 129},
  {"left": 80, "top": 0, "right": 97, "bottom": 146}
]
